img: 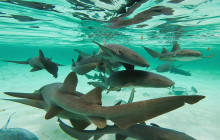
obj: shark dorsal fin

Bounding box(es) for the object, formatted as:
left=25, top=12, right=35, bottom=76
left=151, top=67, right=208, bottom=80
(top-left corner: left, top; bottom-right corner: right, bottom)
left=1, top=112, right=16, bottom=131
left=77, top=54, right=84, bottom=62
left=72, top=59, right=76, bottom=67
left=171, top=42, right=181, bottom=52
left=39, top=49, right=44, bottom=59
left=79, top=87, right=102, bottom=105
left=60, top=72, right=78, bottom=93
left=161, top=48, right=169, bottom=54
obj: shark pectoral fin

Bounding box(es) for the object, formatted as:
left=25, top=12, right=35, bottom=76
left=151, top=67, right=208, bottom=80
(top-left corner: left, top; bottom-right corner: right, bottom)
left=120, top=62, right=134, bottom=70
left=69, top=119, right=91, bottom=130
left=171, top=42, right=181, bottom=52
left=58, top=118, right=92, bottom=140
left=88, top=116, right=106, bottom=128
left=45, top=105, right=63, bottom=120
left=116, top=134, right=127, bottom=140
left=60, top=72, right=78, bottom=93
left=4, top=92, right=43, bottom=100
left=79, top=87, right=102, bottom=105
left=1, top=99, right=44, bottom=109
left=142, top=47, right=161, bottom=58
left=40, top=58, right=58, bottom=78
left=30, top=67, right=43, bottom=72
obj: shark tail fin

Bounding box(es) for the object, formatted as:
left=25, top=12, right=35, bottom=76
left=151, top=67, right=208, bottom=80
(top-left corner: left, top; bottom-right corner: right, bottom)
left=39, top=49, right=58, bottom=78
left=1, top=99, right=44, bottom=109
left=4, top=91, right=43, bottom=100
left=58, top=118, right=93, bottom=140
left=1, top=112, right=16, bottom=131
left=0, top=60, right=28, bottom=64
left=142, top=47, right=161, bottom=58
left=109, top=95, right=205, bottom=130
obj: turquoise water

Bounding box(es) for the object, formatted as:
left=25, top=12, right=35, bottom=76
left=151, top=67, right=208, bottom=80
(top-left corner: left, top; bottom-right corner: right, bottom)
left=0, top=0, right=220, bottom=140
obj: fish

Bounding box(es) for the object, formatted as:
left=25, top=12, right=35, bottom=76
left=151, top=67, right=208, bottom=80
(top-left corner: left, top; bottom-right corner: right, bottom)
left=58, top=119, right=196, bottom=140
left=0, top=113, right=39, bottom=140
left=3, top=72, right=204, bottom=130
left=1, top=49, right=63, bottom=78
left=105, top=70, right=175, bottom=91
left=170, top=67, right=191, bottom=76
left=169, top=86, right=198, bottom=96
left=143, top=41, right=213, bottom=61
left=92, top=41, right=150, bottom=68
left=156, top=62, right=173, bottom=72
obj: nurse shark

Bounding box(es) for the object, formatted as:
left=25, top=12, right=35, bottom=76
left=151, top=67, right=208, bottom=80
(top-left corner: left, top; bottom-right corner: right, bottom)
left=143, top=42, right=213, bottom=61
left=92, top=41, right=150, bottom=68
left=1, top=49, right=63, bottom=78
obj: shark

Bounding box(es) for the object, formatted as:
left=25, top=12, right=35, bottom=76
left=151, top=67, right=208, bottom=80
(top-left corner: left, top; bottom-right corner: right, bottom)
left=3, top=72, right=205, bottom=130
left=72, top=50, right=121, bottom=75
left=92, top=41, right=150, bottom=68
left=103, top=70, right=175, bottom=91
left=58, top=91, right=195, bottom=140
left=1, top=49, right=63, bottom=78
left=143, top=42, right=213, bottom=61
left=58, top=119, right=196, bottom=140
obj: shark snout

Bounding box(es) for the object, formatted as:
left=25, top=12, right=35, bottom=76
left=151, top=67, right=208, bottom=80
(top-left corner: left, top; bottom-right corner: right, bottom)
left=169, top=80, right=175, bottom=87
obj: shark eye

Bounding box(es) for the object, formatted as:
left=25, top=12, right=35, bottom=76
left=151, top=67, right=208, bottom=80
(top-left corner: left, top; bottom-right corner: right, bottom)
left=116, top=49, right=123, bottom=55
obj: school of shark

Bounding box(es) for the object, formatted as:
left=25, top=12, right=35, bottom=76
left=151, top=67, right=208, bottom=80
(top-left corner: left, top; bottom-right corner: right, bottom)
left=1, top=39, right=210, bottom=140
left=0, top=0, right=214, bottom=140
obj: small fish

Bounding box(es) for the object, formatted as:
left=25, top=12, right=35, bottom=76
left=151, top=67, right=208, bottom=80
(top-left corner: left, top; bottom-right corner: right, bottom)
left=141, top=33, right=144, bottom=40
left=207, top=47, right=210, bottom=51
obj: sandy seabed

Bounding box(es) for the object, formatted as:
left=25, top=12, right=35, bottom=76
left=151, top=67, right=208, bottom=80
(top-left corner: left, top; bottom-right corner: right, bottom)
left=0, top=62, right=220, bottom=140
